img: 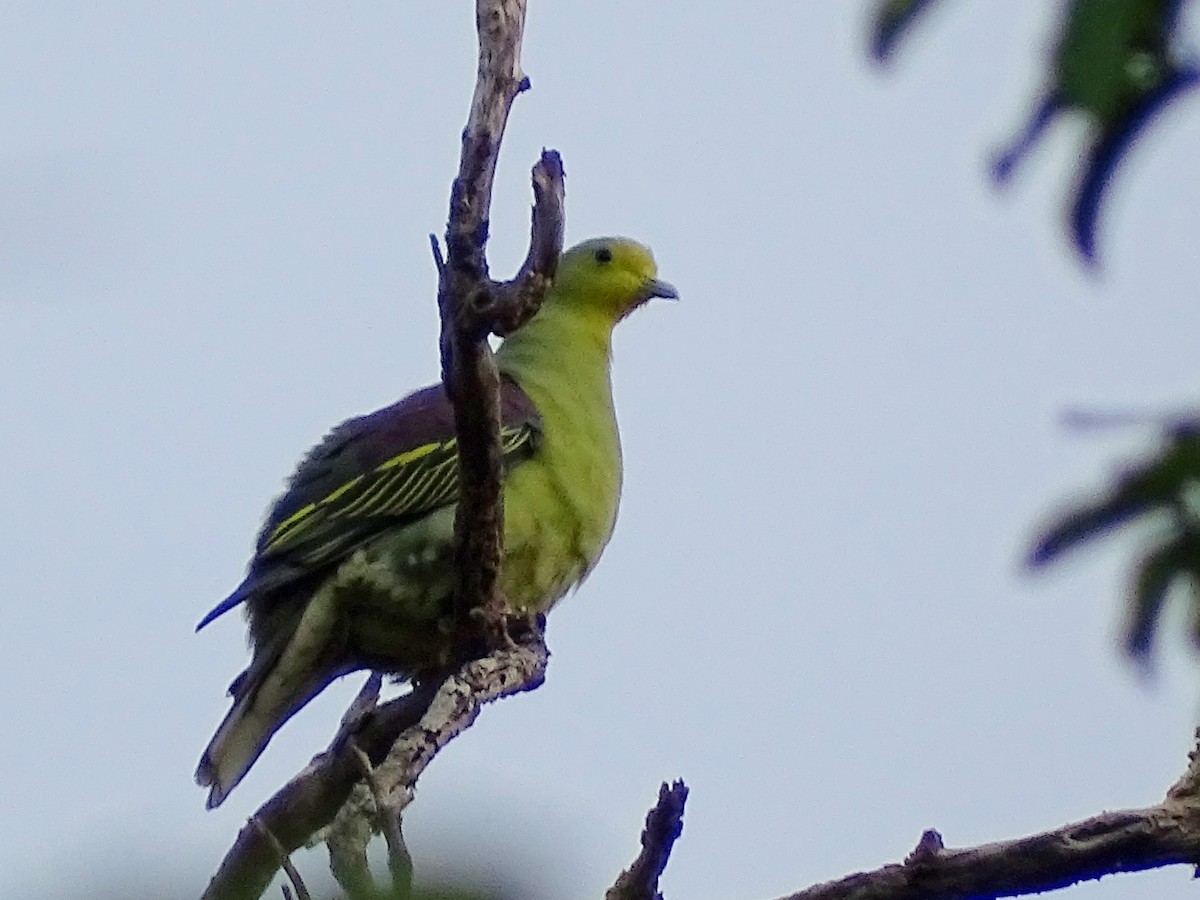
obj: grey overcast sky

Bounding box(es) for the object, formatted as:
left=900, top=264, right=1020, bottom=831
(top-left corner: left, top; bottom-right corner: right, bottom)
left=4, top=3, right=1200, bottom=898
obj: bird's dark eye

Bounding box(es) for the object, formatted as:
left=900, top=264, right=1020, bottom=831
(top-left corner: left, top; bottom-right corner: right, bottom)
left=594, top=247, right=613, bottom=264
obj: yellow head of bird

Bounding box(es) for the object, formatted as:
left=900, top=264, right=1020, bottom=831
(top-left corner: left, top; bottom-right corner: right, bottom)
left=550, top=237, right=678, bottom=322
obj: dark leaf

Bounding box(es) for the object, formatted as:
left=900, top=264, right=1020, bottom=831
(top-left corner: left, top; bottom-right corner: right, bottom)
left=1123, top=537, right=1188, bottom=660
left=1028, top=426, right=1200, bottom=567
left=869, top=0, right=946, bottom=63
left=991, top=96, right=1062, bottom=185
left=1071, top=63, right=1199, bottom=263
left=1028, top=489, right=1161, bottom=567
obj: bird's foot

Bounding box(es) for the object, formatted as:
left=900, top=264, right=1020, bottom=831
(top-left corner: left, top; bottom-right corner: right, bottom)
left=468, top=599, right=537, bottom=653
left=468, top=602, right=517, bottom=651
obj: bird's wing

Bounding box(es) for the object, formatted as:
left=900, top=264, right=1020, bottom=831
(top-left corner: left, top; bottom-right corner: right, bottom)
left=197, top=379, right=541, bottom=629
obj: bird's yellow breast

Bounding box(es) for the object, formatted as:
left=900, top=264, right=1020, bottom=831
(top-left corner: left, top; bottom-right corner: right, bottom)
left=499, top=372, right=621, bottom=611
left=495, top=301, right=623, bottom=611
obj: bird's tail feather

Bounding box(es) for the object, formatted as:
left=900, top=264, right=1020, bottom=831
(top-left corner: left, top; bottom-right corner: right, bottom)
left=196, top=591, right=344, bottom=808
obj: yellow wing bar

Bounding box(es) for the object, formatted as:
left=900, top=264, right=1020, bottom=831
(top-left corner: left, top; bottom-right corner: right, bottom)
left=261, top=424, right=533, bottom=560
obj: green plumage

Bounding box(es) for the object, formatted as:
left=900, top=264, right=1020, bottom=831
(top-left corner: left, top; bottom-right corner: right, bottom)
left=196, top=237, right=675, bottom=808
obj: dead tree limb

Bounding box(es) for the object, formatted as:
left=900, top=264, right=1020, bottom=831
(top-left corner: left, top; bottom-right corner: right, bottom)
left=775, top=729, right=1200, bottom=900
left=435, top=0, right=565, bottom=638
left=199, top=630, right=549, bottom=900
left=607, top=781, right=689, bottom=900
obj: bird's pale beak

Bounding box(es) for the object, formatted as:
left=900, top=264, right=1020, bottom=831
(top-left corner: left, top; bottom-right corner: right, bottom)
left=642, top=278, right=679, bottom=301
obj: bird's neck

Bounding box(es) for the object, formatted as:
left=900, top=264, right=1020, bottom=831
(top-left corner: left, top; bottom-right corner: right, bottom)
left=496, top=302, right=615, bottom=408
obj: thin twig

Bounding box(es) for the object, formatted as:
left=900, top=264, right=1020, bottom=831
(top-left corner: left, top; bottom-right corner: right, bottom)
left=606, top=781, right=689, bottom=900
left=322, top=680, right=396, bottom=899
left=250, top=817, right=311, bottom=900
left=1166, top=727, right=1200, bottom=801
left=321, top=620, right=548, bottom=885
left=429, top=233, right=446, bottom=276
left=326, top=792, right=377, bottom=900
left=353, top=743, right=413, bottom=896
left=340, top=673, right=383, bottom=731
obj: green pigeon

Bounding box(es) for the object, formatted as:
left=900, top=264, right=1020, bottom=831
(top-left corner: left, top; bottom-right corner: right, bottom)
left=196, top=237, right=676, bottom=808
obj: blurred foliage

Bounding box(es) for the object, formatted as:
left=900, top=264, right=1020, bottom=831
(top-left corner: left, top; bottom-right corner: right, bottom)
left=869, top=0, right=1199, bottom=265
left=22, top=862, right=523, bottom=900
left=1028, top=417, right=1200, bottom=663
left=869, top=0, right=942, bottom=61
left=35, top=881, right=514, bottom=900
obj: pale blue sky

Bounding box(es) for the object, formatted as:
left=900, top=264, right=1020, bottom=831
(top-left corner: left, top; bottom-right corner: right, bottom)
left=4, top=3, right=1200, bottom=898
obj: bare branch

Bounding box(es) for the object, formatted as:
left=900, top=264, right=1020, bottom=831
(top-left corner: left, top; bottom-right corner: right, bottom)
left=1166, top=727, right=1200, bottom=801
left=429, top=233, right=446, bottom=275
left=438, top=0, right=564, bottom=636
left=774, top=731, right=1200, bottom=900
left=326, top=786, right=378, bottom=900
left=200, top=629, right=548, bottom=900
left=352, top=743, right=413, bottom=896
left=201, top=679, right=440, bottom=900
left=322, top=617, right=548, bottom=878
left=490, top=151, right=565, bottom=336
left=606, top=781, right=689, bottom=900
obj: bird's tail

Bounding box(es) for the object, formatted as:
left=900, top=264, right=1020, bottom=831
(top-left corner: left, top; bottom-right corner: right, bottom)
left=196, top=590, right=345, bottom=809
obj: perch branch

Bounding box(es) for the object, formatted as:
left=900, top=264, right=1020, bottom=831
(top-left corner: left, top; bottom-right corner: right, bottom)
left=606, top=781, right=689, bottom=900
left=439, top=147, right=564, bottom=635
left=437, top=0, right=564, bottom=636
left=323, top=619, right=548, bottom=891
left=199, top=629, right=548, bottom=900
left=775, top=728, right=1200, bottom=900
